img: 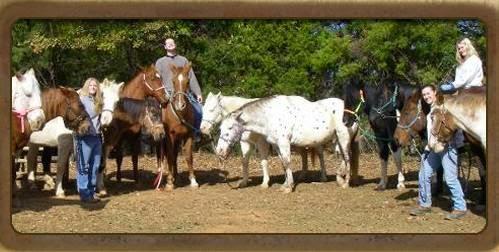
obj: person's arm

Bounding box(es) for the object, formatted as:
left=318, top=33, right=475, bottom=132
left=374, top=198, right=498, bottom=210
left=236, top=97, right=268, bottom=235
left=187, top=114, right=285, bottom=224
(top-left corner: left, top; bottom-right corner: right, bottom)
left=188, top=68, right=202, bottom=102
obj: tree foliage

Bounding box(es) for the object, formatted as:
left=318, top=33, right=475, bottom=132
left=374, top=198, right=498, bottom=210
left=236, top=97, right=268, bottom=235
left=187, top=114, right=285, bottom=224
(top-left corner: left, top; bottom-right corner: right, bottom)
left=12, top=19, right=485, bottom=98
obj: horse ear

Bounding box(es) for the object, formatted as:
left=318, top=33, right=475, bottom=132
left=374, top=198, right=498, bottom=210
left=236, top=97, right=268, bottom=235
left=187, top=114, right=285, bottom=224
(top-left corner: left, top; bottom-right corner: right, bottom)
left=184, top=62, right=192, bottom=74
left=436, top=92, right=444, bottom=105
left=216, top=91, right=221, bottom=97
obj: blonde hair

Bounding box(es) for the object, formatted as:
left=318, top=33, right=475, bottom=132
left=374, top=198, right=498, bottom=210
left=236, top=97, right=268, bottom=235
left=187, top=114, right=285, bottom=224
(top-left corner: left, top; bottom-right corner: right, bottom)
left=80, top=77, right=103, bottom=113
left=455, top=37, right=479, bottom=64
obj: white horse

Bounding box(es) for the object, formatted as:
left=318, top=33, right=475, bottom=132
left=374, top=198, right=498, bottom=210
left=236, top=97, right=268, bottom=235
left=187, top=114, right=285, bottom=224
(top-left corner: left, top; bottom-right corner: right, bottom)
left=216, top=95, right=352, bottom=193
left=100, top=78, right=124, bottom=126
left=26, top=79, right=122, bottom=197
left=202, top=92, right=328, bottom=188
left=12, top=68, right=45, bottom=131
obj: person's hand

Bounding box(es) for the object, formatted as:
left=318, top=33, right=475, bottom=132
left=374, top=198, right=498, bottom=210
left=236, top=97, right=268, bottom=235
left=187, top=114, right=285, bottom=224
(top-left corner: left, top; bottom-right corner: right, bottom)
left=197, top=95, right=203, bottom=103
left=439, top=81, right=456, bottom=94
left=421, top=150, right=430, bottom=160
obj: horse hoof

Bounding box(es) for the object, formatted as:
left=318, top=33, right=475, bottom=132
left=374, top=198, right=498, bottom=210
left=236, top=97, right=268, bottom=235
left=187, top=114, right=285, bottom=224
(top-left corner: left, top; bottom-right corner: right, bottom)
left=260, top=183, right=269, bottom=189
left=281, top=187, right=293, bottom=193
left=397, top=184, right=406, bottom=191
left=98, top=190, right=108, bottom=197
left=320, top=176, right=328, bottom=183
left=374, top=184, right=386, bottom=191
left=165, top=184, right=174, bottom=191
left=190, top=183, right=199, bottom=189
left=55, top=192, right=66, bottom=198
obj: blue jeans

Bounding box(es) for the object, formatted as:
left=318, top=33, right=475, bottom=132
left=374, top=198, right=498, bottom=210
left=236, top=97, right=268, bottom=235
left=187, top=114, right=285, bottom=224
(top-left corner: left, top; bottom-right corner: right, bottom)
left=418, top=146, right=467, bottom=211
left=75, top=135, right=102, bottom=201
left=187, top=93, right=203, bottom=133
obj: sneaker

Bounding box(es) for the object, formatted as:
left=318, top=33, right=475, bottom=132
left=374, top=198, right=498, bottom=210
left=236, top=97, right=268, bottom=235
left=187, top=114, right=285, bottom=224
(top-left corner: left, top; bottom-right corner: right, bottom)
left=409, top=206, right=431, bottom=216
left=445, top=210, right=467, bottom=220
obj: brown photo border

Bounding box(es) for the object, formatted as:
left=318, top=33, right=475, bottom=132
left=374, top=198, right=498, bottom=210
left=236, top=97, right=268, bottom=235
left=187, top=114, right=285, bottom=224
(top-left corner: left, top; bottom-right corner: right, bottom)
left=0, top=0, right=497, bottom=251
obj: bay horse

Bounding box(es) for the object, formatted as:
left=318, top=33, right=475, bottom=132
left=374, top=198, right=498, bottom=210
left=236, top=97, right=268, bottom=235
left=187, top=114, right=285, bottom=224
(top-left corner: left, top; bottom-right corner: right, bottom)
left=25, top=80, right=123, bottom=197
left=113, top=97, right=165, bottom=183
left=394, top=87, right=486, bottom=205
left=201, top=92, right=332, bottom=188
left=160, top=63, right=199, bottom=191
left=98, top=65, right=168, bottom=196
left=215, top=95, right=352, bottom=193
left=344, top=80, right=419, bottom=190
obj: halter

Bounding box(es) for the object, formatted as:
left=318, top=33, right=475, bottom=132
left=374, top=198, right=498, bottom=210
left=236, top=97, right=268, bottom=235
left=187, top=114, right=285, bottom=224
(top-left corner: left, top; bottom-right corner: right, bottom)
left=142, top=73, right=168, bottom=104
left=344, top=90, right=365, bottom=122
left=201, top=100, right=230, bottom=128
left=431, top=106, right=454, bottom=138
left=171, top=91, right=189, bottom=111
left=397, top=101, right=422, bottom=130
left=373, top=85, right=398, bottom=119
left=12, top=106, right=43, bottom=133
left=64, top=99, right=87, bottom=130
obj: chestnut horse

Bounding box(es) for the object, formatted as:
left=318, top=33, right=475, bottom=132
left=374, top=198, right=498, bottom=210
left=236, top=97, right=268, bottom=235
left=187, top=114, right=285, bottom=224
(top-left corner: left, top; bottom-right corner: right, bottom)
left=97, top=65, right=167, bottom=196
left=160, top=63, right=198, bottom=191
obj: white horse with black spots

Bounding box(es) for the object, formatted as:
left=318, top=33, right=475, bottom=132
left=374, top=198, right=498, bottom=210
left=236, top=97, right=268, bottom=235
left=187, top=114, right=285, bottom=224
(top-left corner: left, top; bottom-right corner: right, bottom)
left=26, top=79, right=123, bottom=197
left=216, top=95, right=352, bottom=193
left=202, top=92, right=331, bottom=188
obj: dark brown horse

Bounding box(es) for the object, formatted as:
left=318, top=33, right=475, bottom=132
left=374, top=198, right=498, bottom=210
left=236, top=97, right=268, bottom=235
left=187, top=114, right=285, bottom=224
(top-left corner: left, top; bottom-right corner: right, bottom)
left=98, top=65, right=167, bottom=196
left=160, top=63, right=198, bottom=191
left=113, top=97, right=165, bottom=183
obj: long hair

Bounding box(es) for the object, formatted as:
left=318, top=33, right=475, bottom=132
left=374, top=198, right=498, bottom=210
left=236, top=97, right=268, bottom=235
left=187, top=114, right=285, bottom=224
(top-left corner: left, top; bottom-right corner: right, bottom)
left=79, top=77, right=103, bottom=113
left=455, top=37, right=479, bottom=64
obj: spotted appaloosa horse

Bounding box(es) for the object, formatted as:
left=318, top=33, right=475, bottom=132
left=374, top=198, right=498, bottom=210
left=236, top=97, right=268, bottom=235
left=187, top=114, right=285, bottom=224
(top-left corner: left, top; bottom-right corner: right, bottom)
left=344, top=80, right=419, bottom=190
left=216, top=95, right=352, bottom=193
left=201, top=92, right=327, bottom=188
left=159, top=63, right=199, bottom=191
left=429, top=87, right=486, bottom=152
left=98, top=65, right=168, bottom=196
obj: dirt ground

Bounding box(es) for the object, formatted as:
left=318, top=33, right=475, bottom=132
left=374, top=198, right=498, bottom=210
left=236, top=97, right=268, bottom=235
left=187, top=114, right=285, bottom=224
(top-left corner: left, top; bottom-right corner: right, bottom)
left=11, top=149, right=486, bottom=234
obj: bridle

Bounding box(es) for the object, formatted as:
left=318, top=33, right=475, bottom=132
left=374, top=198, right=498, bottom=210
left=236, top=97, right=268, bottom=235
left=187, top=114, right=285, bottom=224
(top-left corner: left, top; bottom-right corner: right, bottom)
left=64, top=98, right=87, bottom=130
left=431, top=106, right=454, bottom=139
left=397, top=101, right=423, bottom=133
left=372, top=85, right=399, bottom=119
left=142, top=73, right=168, bottom=105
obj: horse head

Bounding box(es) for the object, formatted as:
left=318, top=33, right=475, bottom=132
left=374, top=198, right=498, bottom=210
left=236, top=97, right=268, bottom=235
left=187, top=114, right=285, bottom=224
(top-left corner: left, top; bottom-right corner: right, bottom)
left=142, top=97, right=165, bottom=141
left=216, top=111, right=245, bottom=159
left=141, top=64, right=168, bottom=105
left=12, top=68, right=46, bottom=130
left=100, top=78, right=124, bottom=127
left=169, top=62, right=192, bottom=111
left=428, top=106, right=456, bottom=153
left=58, top=87, right=91, bottom=135
left=394, top=88, right=426, bottom=146
left=200, top=91, right=223, bottom=135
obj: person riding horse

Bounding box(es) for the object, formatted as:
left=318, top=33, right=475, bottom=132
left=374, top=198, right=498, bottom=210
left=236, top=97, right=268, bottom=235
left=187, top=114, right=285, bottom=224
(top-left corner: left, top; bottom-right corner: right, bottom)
left=155, top=38, right=203, bottom=141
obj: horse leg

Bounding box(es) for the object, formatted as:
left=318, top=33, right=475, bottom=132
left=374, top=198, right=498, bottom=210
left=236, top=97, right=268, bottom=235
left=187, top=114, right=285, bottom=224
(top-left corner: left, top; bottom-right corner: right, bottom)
left=392, top=147, right=405, bottom=190
left=277, top=141, right=293, bottom=193
left=297, top=147, right=308, bottom=182
left=26, top=143, right=39, bottom=190
left=54, top=135, right=72, bottom=198
left=115, top=145, right=124, bottom=183
left=256, top=139, right=271, bottom=189
left=336, top=127, right=351, bottom=188
left=165, top=136, right=176, bottom=191
left=132, top=136, right=140, bottom=183
left=239, top=140, right=253, bottom=188
left=41, top=147, right=55, bottom=190
left=375, top=142, right=390, bottom=191
left=97, top=143, right=113, bottom=197
left=183, top=136, right=198, bottom=188
left=349, top=125, right=361, bottom=186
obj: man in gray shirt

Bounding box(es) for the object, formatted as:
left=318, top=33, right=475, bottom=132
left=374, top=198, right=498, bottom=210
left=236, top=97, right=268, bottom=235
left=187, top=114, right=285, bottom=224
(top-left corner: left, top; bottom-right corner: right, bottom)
left=155, top=38, right=203, bottom=140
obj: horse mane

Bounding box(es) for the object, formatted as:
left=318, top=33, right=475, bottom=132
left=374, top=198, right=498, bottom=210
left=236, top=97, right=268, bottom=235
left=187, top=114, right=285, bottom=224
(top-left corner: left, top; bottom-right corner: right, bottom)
left=235, top=95, right=277, bottom=114
left=116, top=98, right=146, bottom=121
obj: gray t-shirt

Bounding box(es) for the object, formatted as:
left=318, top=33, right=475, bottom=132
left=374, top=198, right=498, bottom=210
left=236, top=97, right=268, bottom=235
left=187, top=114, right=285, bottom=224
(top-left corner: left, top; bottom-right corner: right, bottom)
left=155, top=54, right=201, bottom=97
left=80, top=95, right=101, bottom=135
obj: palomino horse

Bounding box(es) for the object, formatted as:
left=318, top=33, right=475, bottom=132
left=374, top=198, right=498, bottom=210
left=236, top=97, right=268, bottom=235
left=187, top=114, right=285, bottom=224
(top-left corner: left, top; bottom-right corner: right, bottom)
left=201, top=92, right=331, bottom=188
left=98, top=65, right=168, bottom=196
left=159, top=63, right=199, bottom=191
left=11, top=68, right=45, bottom=154
left=344, top=80, right=419, bottom=190
left=216, top=95, right=352, bottom=193
left=25, top=80, right=122, bottom=197
left=394, top=87, right=486, bottom=205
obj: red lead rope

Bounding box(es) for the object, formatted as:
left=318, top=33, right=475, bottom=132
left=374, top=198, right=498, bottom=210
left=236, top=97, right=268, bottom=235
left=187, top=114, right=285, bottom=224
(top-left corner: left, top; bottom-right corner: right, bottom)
left=13, top=108, right=28, bottom=133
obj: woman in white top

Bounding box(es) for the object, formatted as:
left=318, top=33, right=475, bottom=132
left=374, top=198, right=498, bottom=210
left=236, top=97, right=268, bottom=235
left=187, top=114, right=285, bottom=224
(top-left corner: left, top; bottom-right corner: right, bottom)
left=440, top=38, right=484, bottom=93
